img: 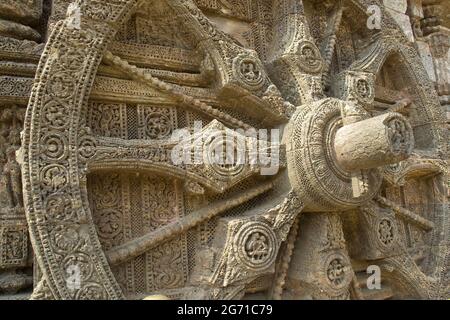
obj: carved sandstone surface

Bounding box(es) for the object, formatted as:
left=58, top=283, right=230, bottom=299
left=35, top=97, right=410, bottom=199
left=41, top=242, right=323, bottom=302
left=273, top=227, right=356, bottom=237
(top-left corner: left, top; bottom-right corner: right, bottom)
left=334, top=112, right=414, bottom=171
left=0, top=0, right=448, bottom=300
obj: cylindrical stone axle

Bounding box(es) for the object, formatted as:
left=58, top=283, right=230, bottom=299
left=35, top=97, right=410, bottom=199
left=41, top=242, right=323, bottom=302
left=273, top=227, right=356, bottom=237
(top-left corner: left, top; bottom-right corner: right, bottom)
left=334, top=112, right=414, bottom=171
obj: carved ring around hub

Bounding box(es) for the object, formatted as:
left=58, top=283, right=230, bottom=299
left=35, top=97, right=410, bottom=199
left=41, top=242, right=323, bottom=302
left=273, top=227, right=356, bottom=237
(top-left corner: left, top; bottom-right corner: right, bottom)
left=285, top=98, right=383, bottom=212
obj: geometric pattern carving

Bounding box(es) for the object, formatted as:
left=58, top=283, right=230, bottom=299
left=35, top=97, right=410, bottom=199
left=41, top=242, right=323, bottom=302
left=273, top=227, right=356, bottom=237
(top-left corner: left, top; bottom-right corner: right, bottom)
left=0, top=223, right=28, bottom=269
left=88, top=103, right=176, bottom=140
left=88, top=173, right=187, bottom=296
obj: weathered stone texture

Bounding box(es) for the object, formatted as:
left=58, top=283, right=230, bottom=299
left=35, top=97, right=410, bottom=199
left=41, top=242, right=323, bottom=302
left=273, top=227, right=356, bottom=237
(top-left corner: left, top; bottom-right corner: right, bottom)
left=0, top=0, right=448, bottom=300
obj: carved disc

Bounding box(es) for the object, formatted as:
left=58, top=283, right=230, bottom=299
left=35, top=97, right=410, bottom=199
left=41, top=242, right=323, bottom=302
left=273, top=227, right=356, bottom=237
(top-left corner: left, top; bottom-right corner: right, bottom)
left=285, top=98, right=382, bottom=212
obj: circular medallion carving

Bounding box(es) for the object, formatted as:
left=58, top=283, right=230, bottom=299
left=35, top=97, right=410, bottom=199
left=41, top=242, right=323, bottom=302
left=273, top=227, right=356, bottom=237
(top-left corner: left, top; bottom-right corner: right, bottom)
left=41, top=132, right=68, bottom=161
left=94, top=208, right=123, bottom=239
left=204, top=134, right=245, bottom=178
left=285, top=98, right=382, bottom=211
left=234, top=222, right=278, bottom=271
left=45, top=193, right=76, bottom=222
left=62, top=252, right=95, bottom=283
left=297, top=41, right=323, bottom=73
left=354, top=78, right=373, bottom=103
left=40, top=164, right=69, bottom=193
left=50, top=225, right=81, bottom=254
left=78, top=134, right=97, bottom=161
left=233, top=54, right=265, bottom=90
left=42, top=100, right=70, bottom=129
left=46, top=72, right=76, bottom=99
left=377, top=217, right=396, bottom=247
left=324, top=253, right=352, bottom=291
left=143, top=112, right=172, bottom=139
left=0, top=78, right=15, bottom=94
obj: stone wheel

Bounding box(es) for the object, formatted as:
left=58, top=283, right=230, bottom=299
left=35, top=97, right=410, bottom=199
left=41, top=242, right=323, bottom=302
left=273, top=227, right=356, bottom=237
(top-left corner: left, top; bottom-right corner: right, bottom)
left=21, top=0, right=447, bottom=299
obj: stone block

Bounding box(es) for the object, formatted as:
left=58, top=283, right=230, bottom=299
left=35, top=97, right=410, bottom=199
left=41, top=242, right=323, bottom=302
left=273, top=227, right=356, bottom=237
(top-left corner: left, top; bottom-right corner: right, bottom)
left=407, top=0, right=424, bottom=18
left=386, top=9, right=415, bottom=42
left=416, top=40, right=437, bottom=81
left=383, top=0, right=408, bottom=13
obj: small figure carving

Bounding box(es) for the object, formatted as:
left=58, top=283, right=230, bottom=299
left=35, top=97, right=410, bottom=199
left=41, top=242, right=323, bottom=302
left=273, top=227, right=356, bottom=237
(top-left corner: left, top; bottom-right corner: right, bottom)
left=301, top=46, right=317, bottom=66
left=297, top=42, right=322, bottom=73
left=233, top=54, right=265, bottom=90
left=240, top=60, right=261, bottom=83
left=387, top=118, right=409, bottom=154
left=0, top=147, right=23, bottom=212
left=245, top=232, right=269, bottom=262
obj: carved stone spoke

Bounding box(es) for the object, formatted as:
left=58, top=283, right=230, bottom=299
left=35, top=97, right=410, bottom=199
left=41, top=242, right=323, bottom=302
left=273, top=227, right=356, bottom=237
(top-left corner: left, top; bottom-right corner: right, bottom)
left=85, top=119, right=283, bottom=194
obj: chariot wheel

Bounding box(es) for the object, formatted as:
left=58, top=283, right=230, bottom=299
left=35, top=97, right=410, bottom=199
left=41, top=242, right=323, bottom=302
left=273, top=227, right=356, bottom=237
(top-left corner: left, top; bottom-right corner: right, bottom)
left=21, top=0, right=448, bottom=299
